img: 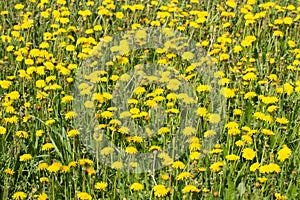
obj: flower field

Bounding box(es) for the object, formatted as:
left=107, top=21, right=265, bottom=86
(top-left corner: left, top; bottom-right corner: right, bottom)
left=1, top=0, right=300, bottom=199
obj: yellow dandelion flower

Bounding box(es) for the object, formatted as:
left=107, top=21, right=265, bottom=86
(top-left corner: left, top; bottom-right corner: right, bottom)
left=225, top=121, right=239, bottom=129
left=68, top=161, right=77, bottom=168
left=277, top=145, right=292, bottom=162
left=19, top=154, right=32, bottom=162
left=0, top=80, right=12, bottom=89
left=196, top=84, right=211, bottom=92
left=275, top=193, right=287, bottom=200
left=207, top=113, right=221, bottom=124
left=235, top=140, right=245, bottom=147
left=100, top=147, right=114, bottom=156
left=204, top=130, right=216, bottom=138
left=182, top=126, right=196, bottom=136
left=39, top=177, right=49, bottom=183
left=158, top=127, right=170, bottom=135
left=233, top=45, right=243, bottom=53
left=14, top=4, right=25, bottom=10
left=167, top=79, right=181, bottom=91
left=111, top=161, right=123, bottom=170
left=176, top=172, right=193, bottom=180
left=36, top=192, right=48, bottom=200
left=276, top=117, right=289, bottom=124
left=226, top=0, right=236, bottom=8
left=45, top=119, right=55, bottom=125
left=243, top=72, right=257, bottom=81
left=95, top=181, right=107, bottom=191
left=244, top=91, right=256, bottom=99
left=76, top=192, right=92, bottom=200
left=94, top=25, right=102, bottom=31
left=86, top=167, right=95, bottom=175
left=130, top=182, right=144, bottom=191
left=225, top=154, right=239, bottom=161
left=210, top=161, right=225, bottom=172
left=273, top=30, right=284, bottom=37
left=161, top=174, right=169, bottom=181
left=250, top=162, right=260, bottom=171
left=38, top=162, right=48, bottom=171
left=125, top=146, right=138, bottom=154
left=12, top=192, right=27, bottom=200
left=267, top=105, right=278, bottom=112
left=221, top=87, right=235, bottom=98
left=288, top=40, right=296, bottom=48
left=4, top=168, right=14, bottom=175
left=36, top=130, right=44, bottom=137
left=65, top=111, right=77, bottom=119
left=0, top=126, right=6, bottom=135
left=283, top=17, right=293, bottom=25
left=48, top=162, right=62, bottom=173
left=233, top=109, right=243, bottom=115
left=210, top=149, right=223, bottom=154
left=149, top=145, right=161, bottom=152
left=101, top=111, right=113, bottom=119
left=190, top=151, right=200, bottom=160
left=118, top=126, right=130, bottom=134
left=7, top=91, right=20, bottom=100
left=242, top=148, right=256, bottom=160
left=261, top=129, right=275, bottom=136
left=67, top=129, right=80, bottom=137
left=182, top=185, right=200, bottom=193
left=172, top=161, right=185, bottom=169
left=259, top=163, right=280, bottom=174
left=182, top=51, right=194, bottom=60
left=257, top=177, right=268, bottom=183
left=283, top=83, right=293, bottom=95
left=153, top=185, right=169, bottom=197
left=78, top=159, right=93, bottom=166
left=42, top=143, right=54, bottom=151
left=189, top=142, right=201, bottom=151
left=197, top=107, right=207, bottom=117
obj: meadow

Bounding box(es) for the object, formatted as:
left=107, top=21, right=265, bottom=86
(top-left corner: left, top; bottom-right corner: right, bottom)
left=0, top=0, right=300, bottom=199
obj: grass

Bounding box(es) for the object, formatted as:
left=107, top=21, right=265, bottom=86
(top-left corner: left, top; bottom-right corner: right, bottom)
left=0, top=0, right=300, bottom=199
